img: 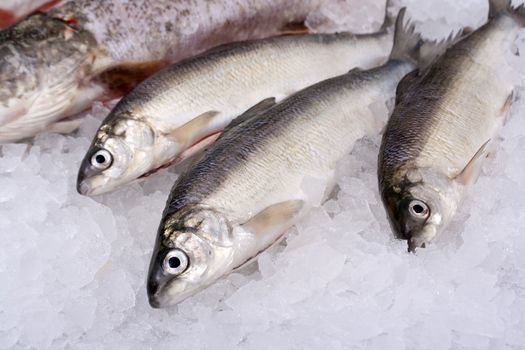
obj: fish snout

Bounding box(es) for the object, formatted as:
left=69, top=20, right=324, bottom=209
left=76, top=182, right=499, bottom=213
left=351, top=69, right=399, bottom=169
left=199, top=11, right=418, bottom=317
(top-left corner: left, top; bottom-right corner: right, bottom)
left=407, top=236, right=427, bottom=253
left=76, top=179, right=92, bottom=196
left=76, top=156, right=111, bottom=196
left=147, top=280, right=162, bottom=308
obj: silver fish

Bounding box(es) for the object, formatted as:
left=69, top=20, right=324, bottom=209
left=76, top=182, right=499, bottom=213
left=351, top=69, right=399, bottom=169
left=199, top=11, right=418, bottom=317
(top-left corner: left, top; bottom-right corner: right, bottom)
left=76, top=7, right=394, bottom=196
left=0, top=0, right=356, bottom=143
left=146, top=9, right=422, bottom=308
left=378, top=0, right=520, bottom=252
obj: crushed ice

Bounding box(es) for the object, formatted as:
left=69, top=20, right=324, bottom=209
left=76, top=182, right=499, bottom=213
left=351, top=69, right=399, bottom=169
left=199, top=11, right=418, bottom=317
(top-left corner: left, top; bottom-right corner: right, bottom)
left=1, top=0, right=525, bottom=348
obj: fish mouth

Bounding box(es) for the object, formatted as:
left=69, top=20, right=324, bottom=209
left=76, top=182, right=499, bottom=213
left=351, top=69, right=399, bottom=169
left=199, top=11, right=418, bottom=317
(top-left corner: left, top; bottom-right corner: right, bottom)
left=407, top=236, right=427, bottom=253
left=76, top=177, right=114, bottom=196
left=146, top=279, right=163, bottom=308
left=406, top=224, right=436, bottom=252
left=76, top=158, right=113, bottom=196
left=146, top=268, right=199, bottom=309
left=76, top=179, right=92, bottom=196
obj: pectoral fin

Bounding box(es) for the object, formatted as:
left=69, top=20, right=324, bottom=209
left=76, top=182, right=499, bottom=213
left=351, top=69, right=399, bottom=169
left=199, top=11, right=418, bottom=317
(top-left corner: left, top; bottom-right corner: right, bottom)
left=175, top=131, right=221, bottom=163
left=454, top=139, right=491, bottom=186
left=234, top=200, right=305, bottom=270
left=500, top=91, right=514, bottom=124
left=242, top=200, right=305, bottom=238
left=165, top=111, right=220, bottom=145
left=47, top=118, right=84, bottom=134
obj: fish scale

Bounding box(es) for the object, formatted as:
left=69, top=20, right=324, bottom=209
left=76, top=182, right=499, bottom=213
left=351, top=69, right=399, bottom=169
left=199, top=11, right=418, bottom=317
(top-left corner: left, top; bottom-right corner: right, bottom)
left=150, top=61, right=413, bottom=307
left=378, top=0, right=522, bottom=251
left=1, top=0, right=368, bottom=142
left=146, top=6, right=423, bottom=306
left=145, top=8, right=433, bottom=307
left=77, top=26, right=394, bottom=196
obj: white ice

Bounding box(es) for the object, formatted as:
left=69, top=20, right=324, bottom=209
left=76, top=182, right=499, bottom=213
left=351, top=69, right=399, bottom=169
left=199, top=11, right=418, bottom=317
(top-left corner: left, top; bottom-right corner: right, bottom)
left=1, top=0, right=525, bottom=349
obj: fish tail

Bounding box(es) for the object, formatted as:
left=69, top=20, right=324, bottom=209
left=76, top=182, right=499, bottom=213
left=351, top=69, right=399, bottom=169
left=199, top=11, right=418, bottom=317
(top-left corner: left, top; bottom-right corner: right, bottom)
left=489, top=0, right=512, bottom=18
left=390, top=8, right=463, bottom=70
left=489, top=0, right=525, bottom=25
left=388, top=8, right=421, bottom=64
left=379, top=0, right=394, bottom=32
left=417, top=29, right=463, bottom=69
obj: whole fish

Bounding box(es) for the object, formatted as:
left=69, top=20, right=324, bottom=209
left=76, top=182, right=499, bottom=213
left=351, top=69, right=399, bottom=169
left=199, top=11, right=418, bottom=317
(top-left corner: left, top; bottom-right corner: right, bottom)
left=0, top=0, right=359, bottom=143
left=76, top=7, right=394, bottom=197
left=378, top=0, right=520, bottom=252
left=0, top=0, right=57, bottom=29
left=147, top=9, right=424, bottom=308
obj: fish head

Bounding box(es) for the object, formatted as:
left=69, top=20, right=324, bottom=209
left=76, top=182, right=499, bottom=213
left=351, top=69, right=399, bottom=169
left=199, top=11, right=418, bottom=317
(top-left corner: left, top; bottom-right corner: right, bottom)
left=0, top=12, right=102, bottom=141
left=77, top=116, right=157, bottom=195
left=147, top=206, right=236, bottom=308
left=381, top=166, right=462, bottom=252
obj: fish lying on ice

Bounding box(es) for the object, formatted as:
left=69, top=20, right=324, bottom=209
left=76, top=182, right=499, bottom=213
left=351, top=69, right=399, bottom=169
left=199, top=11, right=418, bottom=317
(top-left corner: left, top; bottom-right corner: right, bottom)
left=146, top=8, right=430, bottom=308
left=0, top=0, right=362, bottom=143
left=378, top=0, right=521, bottom=252
left=76, top=4, right=395, bottom=196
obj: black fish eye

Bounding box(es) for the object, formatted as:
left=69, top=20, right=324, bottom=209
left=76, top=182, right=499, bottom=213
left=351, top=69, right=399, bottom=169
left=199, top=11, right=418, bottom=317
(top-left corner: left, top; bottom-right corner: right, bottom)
left=162, top=249, right=189, bottom=275
left=90, top=149, right=112, bottom=170
left=169, top=256, right=181, bottom=268
left=95, top=154, right=106, bottom=164
left=408, top=199, right=430, bottom=219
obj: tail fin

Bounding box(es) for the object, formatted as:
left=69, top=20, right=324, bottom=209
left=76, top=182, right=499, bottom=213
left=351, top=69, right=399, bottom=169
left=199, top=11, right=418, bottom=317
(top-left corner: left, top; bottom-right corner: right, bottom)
left=379, top=0, right=394, bottom=32
left=389, top=8, right=463, bottom=69
left=489, top=0, right=512, bottom=17
left=388, top=8, right=421, bottom=64
left=418, top=29, right=463, bottom=68
left=489, top=0, right=525, bottom=24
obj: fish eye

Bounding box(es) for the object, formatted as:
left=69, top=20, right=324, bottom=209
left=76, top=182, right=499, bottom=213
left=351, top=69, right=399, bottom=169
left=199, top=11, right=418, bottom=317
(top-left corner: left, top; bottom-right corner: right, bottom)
left=408, top=199, right=429, bottom=219
left=90, top=149, right=112, bottom=170
left=162, top=249, right=189, bottom=276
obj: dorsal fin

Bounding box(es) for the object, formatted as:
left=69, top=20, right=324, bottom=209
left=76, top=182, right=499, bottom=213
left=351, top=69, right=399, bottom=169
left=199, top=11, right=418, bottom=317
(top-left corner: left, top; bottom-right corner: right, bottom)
left=489, top=0, right=512, bottom=18
left=388, top=8, right=420, bottom=64
left=488, top=0, right=525, bottom=25
left=395, top=69, right=419, bottom=104
left=223, top=97, right=276, bottom=132
left=379, top=0, right=394, bottom=32
left=454, top=139, right=491, bottom=186
left=417, top=28, right=465, bottom=71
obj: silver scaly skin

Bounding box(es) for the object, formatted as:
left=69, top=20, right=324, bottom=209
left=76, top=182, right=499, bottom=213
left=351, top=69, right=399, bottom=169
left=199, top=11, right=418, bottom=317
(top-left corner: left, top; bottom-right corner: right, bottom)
left=378, top=0, right=522, bottom=252
left=147, top=9, right=420, bottom=308
left=0, top=0, right=350, bottom=143
left=77, top=26, right=393, bottom=196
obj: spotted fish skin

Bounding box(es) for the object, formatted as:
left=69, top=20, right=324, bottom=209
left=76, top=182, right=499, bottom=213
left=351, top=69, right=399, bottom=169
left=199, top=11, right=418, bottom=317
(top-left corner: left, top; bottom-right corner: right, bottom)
left=0, top=0, right=353, bottom=143
left=378, top=2, right=522, bottom=251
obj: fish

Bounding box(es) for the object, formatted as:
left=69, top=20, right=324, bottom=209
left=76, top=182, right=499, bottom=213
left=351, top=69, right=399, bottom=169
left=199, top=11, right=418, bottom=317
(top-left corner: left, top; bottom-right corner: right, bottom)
left=146, top=8, right=427, bottom=308
left=0, top=0, right=362, bottom=143
left=76, top=3, right=395, bottom=197
left=0, top=0, right=58, bottom=29
left=377, top=0, right=521, bottom=252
